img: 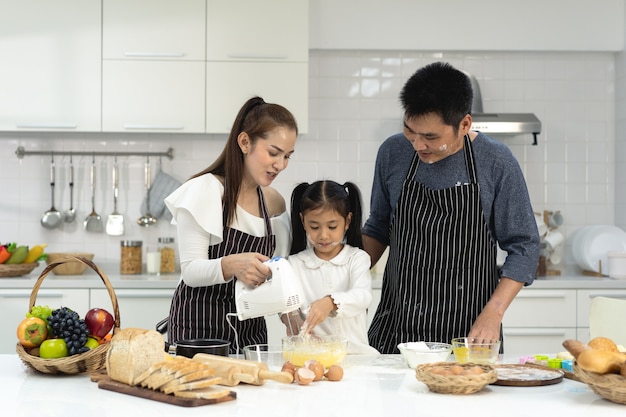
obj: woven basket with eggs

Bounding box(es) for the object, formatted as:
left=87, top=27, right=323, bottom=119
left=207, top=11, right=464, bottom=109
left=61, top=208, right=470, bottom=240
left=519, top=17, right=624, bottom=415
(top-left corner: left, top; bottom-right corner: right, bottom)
left=415, top=362, right=497, bottom=395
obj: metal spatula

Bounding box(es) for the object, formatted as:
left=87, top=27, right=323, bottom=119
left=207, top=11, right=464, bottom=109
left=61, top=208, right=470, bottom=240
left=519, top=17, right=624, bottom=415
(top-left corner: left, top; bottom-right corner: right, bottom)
left=84, top=157, right=103, bottom=233
left=106, top=160, right=124, bottom=235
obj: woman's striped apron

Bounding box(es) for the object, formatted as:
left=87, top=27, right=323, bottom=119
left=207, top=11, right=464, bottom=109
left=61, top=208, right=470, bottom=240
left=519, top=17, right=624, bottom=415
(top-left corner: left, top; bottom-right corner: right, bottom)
left=168, top=187, right=276, bottom=354
left=368, top=135, right=499, bottom=354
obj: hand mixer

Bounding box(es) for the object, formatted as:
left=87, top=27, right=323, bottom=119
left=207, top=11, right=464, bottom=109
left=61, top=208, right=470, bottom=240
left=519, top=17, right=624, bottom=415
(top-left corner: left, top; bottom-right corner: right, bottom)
left=234, top=256, right=304, bottom=320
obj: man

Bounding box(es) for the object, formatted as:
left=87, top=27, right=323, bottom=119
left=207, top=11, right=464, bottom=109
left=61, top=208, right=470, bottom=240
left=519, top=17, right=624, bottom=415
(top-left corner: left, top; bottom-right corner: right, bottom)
left=363, top=62, right=540, bottom=354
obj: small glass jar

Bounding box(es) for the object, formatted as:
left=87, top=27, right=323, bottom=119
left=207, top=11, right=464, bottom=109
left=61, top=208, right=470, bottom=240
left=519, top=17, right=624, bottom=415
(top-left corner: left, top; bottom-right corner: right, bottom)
left=120, top=240, right=142, bottom=274
left=158, top=237, right=176, bottom=274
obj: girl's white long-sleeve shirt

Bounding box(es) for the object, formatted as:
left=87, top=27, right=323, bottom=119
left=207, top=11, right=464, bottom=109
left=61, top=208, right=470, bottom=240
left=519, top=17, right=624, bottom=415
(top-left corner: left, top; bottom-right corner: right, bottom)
left=164, top=173, right=291, bottom=287
left=288, top=245, right=380, bottom=355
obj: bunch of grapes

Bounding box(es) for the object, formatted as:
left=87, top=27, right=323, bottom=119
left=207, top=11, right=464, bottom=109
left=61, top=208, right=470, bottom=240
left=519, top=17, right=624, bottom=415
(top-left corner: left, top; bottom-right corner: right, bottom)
left=48, top=307, right=89, bottom=355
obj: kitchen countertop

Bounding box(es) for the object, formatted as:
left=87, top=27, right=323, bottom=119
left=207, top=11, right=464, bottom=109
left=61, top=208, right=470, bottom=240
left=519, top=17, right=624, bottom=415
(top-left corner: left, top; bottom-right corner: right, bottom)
left=1, top=262, right=626, bottom=290
left=2, top=353, right=625, bottom=416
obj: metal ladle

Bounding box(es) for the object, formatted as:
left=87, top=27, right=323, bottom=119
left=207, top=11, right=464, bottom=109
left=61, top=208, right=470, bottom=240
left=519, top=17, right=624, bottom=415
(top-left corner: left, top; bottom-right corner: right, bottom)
left=41, top=156, right=63, bottom=229
left=137, top=157, right=157, bottom=227
left=63, top=157, right=76, bottom=223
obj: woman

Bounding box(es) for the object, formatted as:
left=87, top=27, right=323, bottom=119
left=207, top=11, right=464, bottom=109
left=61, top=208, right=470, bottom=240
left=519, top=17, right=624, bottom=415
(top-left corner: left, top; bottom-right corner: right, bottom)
left=164, top=96, right=298, bottom=354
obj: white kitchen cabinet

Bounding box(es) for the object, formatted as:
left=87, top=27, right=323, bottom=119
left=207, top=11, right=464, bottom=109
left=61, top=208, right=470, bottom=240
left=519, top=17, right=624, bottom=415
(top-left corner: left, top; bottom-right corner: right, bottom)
left=90, top=288, right=174, bottom=333
left=205, top=0, right=309, bottom=133
left=1, top=289, right=89, bottom=354
left=102, top=60, right=206, bottom=133
left=0, top=0, right=101, bottom=132
left=206, top=0, right=308, bottom=62
left=103, top=0, right=205, bottom=60
left=502, top=289, right=577, bottom=354
left=101, top=0, right=206, bottom=133
left=206, top=62, right=308, bottom=133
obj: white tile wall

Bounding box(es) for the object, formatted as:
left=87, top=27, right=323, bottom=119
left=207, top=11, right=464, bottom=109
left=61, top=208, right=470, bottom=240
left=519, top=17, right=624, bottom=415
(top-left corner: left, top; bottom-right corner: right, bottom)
left=0, top=50, right=617, bottom=268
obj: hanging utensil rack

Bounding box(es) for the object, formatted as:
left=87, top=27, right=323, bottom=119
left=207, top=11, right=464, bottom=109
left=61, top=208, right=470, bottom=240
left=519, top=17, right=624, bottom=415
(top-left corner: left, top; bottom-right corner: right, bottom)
left=15, top=146, right=174, bottom=160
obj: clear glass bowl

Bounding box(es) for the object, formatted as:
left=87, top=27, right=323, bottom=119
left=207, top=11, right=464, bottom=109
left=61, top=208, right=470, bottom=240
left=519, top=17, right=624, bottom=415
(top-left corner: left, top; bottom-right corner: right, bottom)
left=451, top=337, right=501, bottom=364
left=397, top=342, right=452, bottom=368
left=282, top=335, right=349, bottom=367
left=243, top=344, right=285, bottom=370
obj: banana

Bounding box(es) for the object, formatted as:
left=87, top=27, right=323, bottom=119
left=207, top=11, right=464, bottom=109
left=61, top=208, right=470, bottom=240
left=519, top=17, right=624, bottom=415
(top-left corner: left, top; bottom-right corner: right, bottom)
left=23, top=243, right=47, bottom=263
left=6, top=245, right=29, bottom=264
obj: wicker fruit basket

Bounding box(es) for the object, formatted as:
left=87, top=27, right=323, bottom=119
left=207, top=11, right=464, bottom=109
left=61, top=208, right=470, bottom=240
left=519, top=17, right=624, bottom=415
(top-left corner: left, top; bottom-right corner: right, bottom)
left=15, top=256, right=120, bottom=375
left=415, top=362, right=497, bottom=394
left=574, top=364, right=626, bottom=405
left=0, top=262, right=39, bottom=277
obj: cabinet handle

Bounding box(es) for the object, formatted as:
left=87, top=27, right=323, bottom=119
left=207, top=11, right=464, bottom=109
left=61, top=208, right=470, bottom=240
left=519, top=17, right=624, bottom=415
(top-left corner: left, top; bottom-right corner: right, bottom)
left=16, top=123, right=77, bottom=129
left=583, top=292, right=626, bottom=300
left=114, top=293, right=171, bottom=299
left=516, top=291, right=570, bottom=299
left=1, top=292, right=64, bottom=298
left=227, top=54, right=288, bottom=60
left=503, top=329, right=570, bottom=337
left=123, top=124, right=184, bottom=130
left=124, top=52, right=186, bottom=58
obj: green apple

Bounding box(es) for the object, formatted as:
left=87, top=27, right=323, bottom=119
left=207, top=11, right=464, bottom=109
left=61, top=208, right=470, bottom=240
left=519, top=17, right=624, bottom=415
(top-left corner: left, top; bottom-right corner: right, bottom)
left=39, top=338, right=69, bottom=358
left=85, top=337, right=100, bottom=350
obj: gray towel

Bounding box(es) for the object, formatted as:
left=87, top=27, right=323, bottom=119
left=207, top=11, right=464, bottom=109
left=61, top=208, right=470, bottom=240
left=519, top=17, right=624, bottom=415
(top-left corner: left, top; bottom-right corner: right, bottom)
left=141, top=170, right=182, bottom=221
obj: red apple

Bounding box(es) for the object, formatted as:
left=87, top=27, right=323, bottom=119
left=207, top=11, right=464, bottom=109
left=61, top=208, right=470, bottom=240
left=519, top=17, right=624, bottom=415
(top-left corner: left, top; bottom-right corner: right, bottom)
left=84, top=308, right=114, bottom=339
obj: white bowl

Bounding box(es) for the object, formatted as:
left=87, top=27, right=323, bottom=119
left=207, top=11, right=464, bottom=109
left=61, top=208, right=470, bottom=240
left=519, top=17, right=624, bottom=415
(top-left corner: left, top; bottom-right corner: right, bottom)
left=397, top=342, right=452, bottom=368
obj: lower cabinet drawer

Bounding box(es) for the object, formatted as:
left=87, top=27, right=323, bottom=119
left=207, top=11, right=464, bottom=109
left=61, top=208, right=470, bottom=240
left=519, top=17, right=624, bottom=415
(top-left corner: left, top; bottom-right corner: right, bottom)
left=502, top=327, right=577, bottom=355
left=503, top=289, right=577, bottom=328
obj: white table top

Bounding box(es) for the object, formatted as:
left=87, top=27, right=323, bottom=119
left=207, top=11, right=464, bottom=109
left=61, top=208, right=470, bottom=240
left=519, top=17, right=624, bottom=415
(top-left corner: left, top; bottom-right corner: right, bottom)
left=2, top=354, right=625, bottom=416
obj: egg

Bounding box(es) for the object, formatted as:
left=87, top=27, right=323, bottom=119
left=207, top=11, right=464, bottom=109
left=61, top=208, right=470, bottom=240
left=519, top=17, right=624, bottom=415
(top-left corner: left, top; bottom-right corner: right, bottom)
left=464, top=365, right=485, bottom=375
left=295, top=366, right=315, bottom=385
left=305, top=360, right=325, bottom=381
left=281, top=361, right=296, bottom=377
left=325, top=364, right=344, bottom=381
left=449, top=365, right=465, bottom=375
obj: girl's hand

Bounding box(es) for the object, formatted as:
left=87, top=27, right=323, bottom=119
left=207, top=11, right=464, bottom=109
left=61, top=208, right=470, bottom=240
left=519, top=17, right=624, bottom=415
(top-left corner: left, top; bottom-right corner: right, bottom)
left=303, top=296, right=336, bottom=330
left=222, top=252, right=270, bottom=286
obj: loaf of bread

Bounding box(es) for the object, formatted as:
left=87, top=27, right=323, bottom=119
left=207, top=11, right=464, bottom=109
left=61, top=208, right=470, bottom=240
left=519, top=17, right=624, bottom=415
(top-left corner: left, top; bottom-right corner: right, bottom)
left=106, top=328, right=167, bottom=385
left=133, top=355, right=229, bottom=399
left=577, top=348, right=626, bottom=374
left=588, top=336, right=619, bottom=352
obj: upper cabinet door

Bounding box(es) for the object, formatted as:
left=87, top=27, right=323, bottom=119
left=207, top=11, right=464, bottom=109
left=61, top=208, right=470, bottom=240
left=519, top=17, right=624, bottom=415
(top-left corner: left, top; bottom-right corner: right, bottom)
left=103, top=0, right=206, bottom=60
left=206, top=0, right=308, bottom=62
left=0, top=0, right=101, bottom=131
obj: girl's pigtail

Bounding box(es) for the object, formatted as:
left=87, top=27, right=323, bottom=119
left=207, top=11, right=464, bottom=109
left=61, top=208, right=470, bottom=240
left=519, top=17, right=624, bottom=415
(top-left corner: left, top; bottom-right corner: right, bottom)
left=343, top=182, right=364, bottom=249
left=289, top=182, right=310, bottom=255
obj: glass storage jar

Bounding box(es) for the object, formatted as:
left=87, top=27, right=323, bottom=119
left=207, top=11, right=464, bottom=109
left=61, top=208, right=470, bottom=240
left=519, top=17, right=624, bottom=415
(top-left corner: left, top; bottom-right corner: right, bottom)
left=120, top=240, right=142, bottom=274
left=158, top=237, right=176, bottom=274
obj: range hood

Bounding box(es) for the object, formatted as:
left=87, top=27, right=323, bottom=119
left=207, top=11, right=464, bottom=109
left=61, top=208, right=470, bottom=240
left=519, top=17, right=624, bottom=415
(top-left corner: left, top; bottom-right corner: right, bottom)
left=465, top=73, right=542, bottom=145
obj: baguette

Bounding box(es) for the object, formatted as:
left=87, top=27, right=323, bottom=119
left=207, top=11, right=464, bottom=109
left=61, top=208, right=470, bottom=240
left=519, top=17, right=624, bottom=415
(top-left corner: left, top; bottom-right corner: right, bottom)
left=562, top=339, right=591, bottom=359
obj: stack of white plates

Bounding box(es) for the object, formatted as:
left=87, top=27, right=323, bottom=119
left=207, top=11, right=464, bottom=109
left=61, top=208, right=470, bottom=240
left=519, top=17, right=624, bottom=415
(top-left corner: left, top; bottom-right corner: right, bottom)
left=571, top=225, right=626, bottom=275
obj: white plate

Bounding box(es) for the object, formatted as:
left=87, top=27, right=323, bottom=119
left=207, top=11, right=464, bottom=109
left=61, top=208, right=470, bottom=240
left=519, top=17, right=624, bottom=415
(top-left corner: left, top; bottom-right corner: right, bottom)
left=571, top=225, right=626, bottom=274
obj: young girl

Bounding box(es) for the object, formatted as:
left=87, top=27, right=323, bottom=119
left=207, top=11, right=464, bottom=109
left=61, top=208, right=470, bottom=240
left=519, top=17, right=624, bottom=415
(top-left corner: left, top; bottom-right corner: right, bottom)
left=283, top=180, right=379, bottom=355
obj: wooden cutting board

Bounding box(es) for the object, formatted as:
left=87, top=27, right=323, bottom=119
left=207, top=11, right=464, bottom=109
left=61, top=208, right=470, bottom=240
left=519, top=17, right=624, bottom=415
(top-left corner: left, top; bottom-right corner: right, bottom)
left=492, top=364, right=565, bottom=386
left=91, top=371, right=236, bottom=407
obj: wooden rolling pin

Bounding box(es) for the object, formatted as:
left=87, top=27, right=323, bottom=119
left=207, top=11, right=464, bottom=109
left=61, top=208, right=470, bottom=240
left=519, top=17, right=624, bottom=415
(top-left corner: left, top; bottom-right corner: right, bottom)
left=205, top=363, right=255, bottom=386
left=192, top=353, right=293, bottom=385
